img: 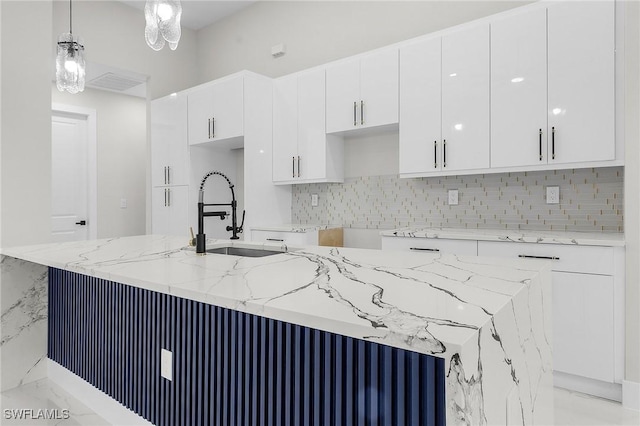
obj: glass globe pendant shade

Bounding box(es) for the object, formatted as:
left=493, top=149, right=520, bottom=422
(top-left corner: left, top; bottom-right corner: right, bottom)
left=56, top=33, right=86, bottom=94
left=145, top=0, right=182, bottom=51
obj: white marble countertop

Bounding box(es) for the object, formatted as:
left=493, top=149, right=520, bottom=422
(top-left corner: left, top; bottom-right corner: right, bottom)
left=381, top=227, right=625, bottom=247
left=250, top=224, right=342, bottom=233
left=1, top=235, right=553, bottom=425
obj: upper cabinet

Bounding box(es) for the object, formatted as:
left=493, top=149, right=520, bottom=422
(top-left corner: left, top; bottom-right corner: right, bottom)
left=326, top=49, right=399, bottom=134
left=273, top=69, right=343, bottom=184
left=187, top=76, right=244, bottom=148
left=399, top=24, right=490, bottom=176
left=151, top=93, right=189, bottom=187
left=547, top=1, right=615, bottom=165
left=490, top=8, right=548, bottom=168
left=491, top=2, right=615, bottom=168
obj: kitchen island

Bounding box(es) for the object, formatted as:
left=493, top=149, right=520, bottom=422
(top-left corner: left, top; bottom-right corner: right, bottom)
left=1, top=235, right=553, bottom=425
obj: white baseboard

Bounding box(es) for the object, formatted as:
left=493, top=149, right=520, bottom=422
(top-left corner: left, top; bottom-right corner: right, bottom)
left=554, top=371, right=622, bottom=402
left=623, top=380, right=640, bottom=411
left=48, top=360, right=153, bottom=426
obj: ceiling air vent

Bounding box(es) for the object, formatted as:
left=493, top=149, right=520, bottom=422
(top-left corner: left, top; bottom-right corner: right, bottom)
left=87, top=72, right=146, bottom=92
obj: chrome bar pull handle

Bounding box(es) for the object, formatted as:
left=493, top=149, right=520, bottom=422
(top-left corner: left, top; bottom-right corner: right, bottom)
left=292, top=156, right=295, bottom=178
left=167, top=166, right=170, bottom=184
left=266, top=238, right=284, bottom=242
left=443, top=139, right=447, bottom=168
left=434, top=141, right=438, bottom=168
left=551, top=127, right=556, bottom=159
left=539, top=129, right=543, bottom=161
left=212, top=117, right=215, bottom=138
left=167, top=188, right=171, bottom=207
left=297, top=156, right=301, bottom=178
left=410, top=247, right=440, bottom=252
left=163, top=166, right=167, bottom=184
left=164, top=188, right=167, bottom=207
left=353, top=101, right=357, bottom=126
left=360, top=100, right=364, bottom=125
left=208, top=118, right=211, bottom=139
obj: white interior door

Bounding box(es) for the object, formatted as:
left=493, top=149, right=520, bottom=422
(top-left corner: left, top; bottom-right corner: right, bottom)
left=51, top=114, right=89, bottom=242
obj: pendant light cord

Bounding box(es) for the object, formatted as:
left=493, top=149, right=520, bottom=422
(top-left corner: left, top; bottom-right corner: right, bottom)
left=69, top=0, right=72, bottom=35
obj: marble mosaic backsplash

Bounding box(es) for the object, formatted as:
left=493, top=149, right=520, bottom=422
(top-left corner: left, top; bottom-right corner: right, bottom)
left=292, top=167, right=624, bottom=233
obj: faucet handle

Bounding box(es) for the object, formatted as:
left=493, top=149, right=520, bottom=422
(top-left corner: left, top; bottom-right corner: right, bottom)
left=239, top=210, right=246, bottom=233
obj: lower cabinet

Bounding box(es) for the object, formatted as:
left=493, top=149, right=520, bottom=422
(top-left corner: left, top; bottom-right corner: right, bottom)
left=477, top=241, right=623, bottom=389
left=251, top=229, right=319, bottom=246
left=381, top=236, right=478, bottom=256
left=151, top=186, right=189, bottom=237
left=382, top=234, right=624, bottom=398
left=552, top=271, right=615, bottom=383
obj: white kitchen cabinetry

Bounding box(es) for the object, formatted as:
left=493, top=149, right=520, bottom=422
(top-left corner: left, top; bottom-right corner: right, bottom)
left=273, top=69, right=343, bottom=184
left=399, top=23, right=490, bottom=176
left=547, top=1, right=615, bottom=165
left=381, top=236, right=478, bottom=256
left=151, top=94, right=190, bottom=236
left=477, top=241, right=624, bottom=398
left=326, top=49, right=398, bottom=134
left=491, top=2, right=615, bottom=169
left=152, top=186, right=189, bottom=237
left=251, top=229, right=319, bottom=246
left=490, top=7, right=548, bottom=168
left=187, top=76, right=244, bottom=148
left=151, top=94, right=189, bottom=187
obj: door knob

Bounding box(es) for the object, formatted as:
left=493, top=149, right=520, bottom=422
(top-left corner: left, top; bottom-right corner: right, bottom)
left=75, top=220, right=87, bottom=226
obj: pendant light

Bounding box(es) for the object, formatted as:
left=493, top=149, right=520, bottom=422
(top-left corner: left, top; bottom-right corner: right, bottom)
left=145, top=0, right=182, bottom=51
left=56, top=0, right=85, bottom=94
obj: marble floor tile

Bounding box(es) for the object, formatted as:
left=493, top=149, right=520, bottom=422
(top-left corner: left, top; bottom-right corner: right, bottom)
left=554, top=387, right=640, bottom=426
left=0, top=379, right=109, bottom=426
left=0, top=379, right=637, bottom=426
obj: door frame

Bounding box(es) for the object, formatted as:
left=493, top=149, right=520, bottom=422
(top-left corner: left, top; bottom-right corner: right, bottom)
left=52, top=103, right=98, bottom=240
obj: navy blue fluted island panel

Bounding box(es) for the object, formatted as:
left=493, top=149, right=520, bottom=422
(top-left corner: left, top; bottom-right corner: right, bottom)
left=48, top=267, right=446, bottom=426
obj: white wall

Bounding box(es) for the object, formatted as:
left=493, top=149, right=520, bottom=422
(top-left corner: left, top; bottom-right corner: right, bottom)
left=0, top=1, right=53, bottom=248
left=52, top=86, right=147, bottom=238
left=196, top=1, right=530, bottom=82
left=623, top=0, right=640, bottom=393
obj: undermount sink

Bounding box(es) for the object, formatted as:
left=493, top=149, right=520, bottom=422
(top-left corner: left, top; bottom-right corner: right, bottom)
left=204, top=246, right=285, bottom=258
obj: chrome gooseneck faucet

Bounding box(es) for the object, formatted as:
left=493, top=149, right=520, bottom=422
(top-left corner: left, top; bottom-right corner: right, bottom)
left=196, top=171, right=245, bottom=254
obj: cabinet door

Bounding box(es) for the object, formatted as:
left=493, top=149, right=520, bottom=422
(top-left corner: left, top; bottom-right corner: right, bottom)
left=297, top=68, right=327, bottom=181
left=381, top=236, right=477, bottom=256
left=360, top=49, right=399, bottom=129
left=442, top=24, right=490, bottom=172
left=326, top=58, right=360, bottom=133
left=152, top=186, right=189, bottom=236
left=399, top=38, right=442, bottom=174
left=547, top=1, right=615, bottom=164
left=166, top=186, right=189, bottom=237
left=272, top=75, right=298, bottom=183
left=151, top=95, right=189, bottom=186
left=211, top=77, right=244, bottom=141
left=553, top=272, right=615, bottom=383
left=187, top=86, right=215, bottom=145
left=491, top=8, right=548, bottom=168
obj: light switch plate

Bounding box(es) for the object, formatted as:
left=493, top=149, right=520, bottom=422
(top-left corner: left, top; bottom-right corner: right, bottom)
left=161, top=349, right=172, bottom=381
left=448, top=189, right=459, bottom=206
left=546, top=186, right=560, bottom=204
left=120, top=198, right=127, bottom=209
left=311, top=194, right=319, bottom=207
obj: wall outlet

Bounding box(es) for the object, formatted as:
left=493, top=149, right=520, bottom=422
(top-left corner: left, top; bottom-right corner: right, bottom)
left=546, top=186, right=560, bottom=204
left=161, top=349, right=172, bottom=381
left=448, top=189, right=459, bottom=206
left=311, top=194, right=319, bottom=207
left=120, top=198, right=127, bottom=209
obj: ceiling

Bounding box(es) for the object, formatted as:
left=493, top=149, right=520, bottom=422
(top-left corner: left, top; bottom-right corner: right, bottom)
left=118, top=0, right=257, bottom=31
